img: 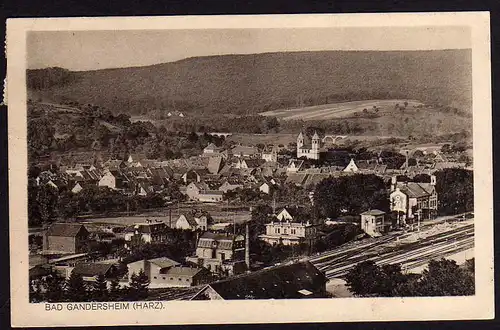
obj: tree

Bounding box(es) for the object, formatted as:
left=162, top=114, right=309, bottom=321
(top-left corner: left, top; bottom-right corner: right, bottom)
left=45, top=272, right=66, bottom=302
left=90, top=274, right=109, bottom=301
left=314, top=174, right=389, bottom=219
left=413, top=173, right=431, bottom=183
left=345, top=258, right=475, bottom=297
left=108, top=277, right=122, bottom=300
left=345, top=260, right=382, bottom=296
left=416, top=259, right=474, bottom=296
left=434, top=169, right=474, bottom=215
left=29, top=279, right=44, bottom=303
left=65, top=271, right=88, bottom=302
left=128, top=269, right=150, bottom=300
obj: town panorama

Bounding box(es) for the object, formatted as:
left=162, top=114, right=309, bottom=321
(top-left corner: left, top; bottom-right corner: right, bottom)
left=27, top=30, right=474, bottom=302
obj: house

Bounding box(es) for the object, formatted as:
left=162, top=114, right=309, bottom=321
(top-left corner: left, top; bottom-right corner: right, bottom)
left=237, top=158, right=265, bottom=170
left=191, top=261, right=328, bottom=300
left=71, top=262, right=118, bottom=282
left=134, top=180, right=154, bottom=196
left=207, top=156, right=224, bottom=175
left=218, top=180, right=243, bottom=193
left=98, top=170, right=128, bottom=190
left=175, top=213, right=209, bottom=231
left=360, top=209, right=387, bottom=237
left=203, top=143, right=223, bottom=155
left=343, top=158, right=359, bottom=172
left=285, top=173, right=309, bottom=186
left=259, top=212, right=318, bottom=246
left=43, top=223, right=90, bottom=254
left=127, top=154, right=145, bottom=164
left=182, top=169, right=209, bottom=184
left=232, top=146, right=260, bottom=158
left=127, top=257, right=210, bottom=288
left=198, top=190, right=224, bottom=203
left=261, top=146, right=278, bottom=163
left=71, top=182, right=83, bottom=194
left=261, top=147, right=278, bottom=162
left=103, top=159, right=126, bottom=170
left=134, top=159, right=159, bottom=168
left=389, top=175, right=438, bottom=226
left=186, top=232, right=246, bottom=276
left=286, top=159, right=304, bottom=173
left=123, top=220, right=168, bottom=248
left=297, top=131, right=321, bottom=160
left=185, top=182, right=210, bottom=200
left=276, top=207, right=304, bottom=222
left=259, top=182, right=272, bottom=194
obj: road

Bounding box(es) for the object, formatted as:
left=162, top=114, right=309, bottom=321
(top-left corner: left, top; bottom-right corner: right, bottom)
left=309, top=221, right=474, bottom=279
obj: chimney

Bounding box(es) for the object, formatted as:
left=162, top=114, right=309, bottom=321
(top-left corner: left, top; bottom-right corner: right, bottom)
left=245, top=222, right=250, bottom=271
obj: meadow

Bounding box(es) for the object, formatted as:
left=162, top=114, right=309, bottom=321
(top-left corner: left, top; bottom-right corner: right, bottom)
left=259, top=99, right=423, bottom=121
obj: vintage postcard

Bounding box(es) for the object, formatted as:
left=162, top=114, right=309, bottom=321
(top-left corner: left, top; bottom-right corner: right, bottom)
left=6, top=13, right=493, bottom=327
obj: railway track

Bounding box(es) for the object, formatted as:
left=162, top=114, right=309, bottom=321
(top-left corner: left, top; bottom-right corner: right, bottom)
left=310, top=223, right=474, bottom=279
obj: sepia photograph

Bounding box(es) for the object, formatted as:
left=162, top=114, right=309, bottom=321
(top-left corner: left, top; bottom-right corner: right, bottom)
left=7, top=13, right=493, bottom=327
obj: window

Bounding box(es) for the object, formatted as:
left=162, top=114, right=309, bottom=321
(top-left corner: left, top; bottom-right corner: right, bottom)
left=153, top=276, right=157, bottom=279
left=162, top=277, right=166, bottom=280
left=170, top=277, right=173, bottom=280
left=186, top=279, right=190, bottom=282
left=179, top=278, right=182, bottom=281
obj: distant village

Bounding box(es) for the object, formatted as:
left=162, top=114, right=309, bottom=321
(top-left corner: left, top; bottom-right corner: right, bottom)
left=29, top=131, right=472, bottom=301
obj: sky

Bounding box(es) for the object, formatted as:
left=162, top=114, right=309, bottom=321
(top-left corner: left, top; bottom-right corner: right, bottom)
left=27, top=26, right=471, bottom=71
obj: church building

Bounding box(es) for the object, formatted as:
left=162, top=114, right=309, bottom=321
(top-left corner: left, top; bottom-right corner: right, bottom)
left=296, top=132, right=321, bottom=160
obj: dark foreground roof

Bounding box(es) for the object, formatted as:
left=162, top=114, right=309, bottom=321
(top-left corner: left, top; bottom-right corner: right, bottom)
left=72, top=263, right=116, bottom=277
left=46, top=223, right=88, bottom=237
left=194, top=261, right=328, bottom=300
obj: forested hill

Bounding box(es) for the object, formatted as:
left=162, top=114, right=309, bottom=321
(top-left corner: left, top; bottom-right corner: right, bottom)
left=27, top=50, right=472, bottom=116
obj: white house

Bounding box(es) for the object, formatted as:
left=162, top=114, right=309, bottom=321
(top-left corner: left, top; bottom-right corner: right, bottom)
left=286, top=159, right=304, bottom=173
left=175, top=214, right=209, bottom=231
left=360, top=209, right=387, bottom=237
left=71, top=182, right=83, bottom=194
left=259, top=218, right=317, bottom=246
left=343, top=158, right=359, bottom=172
left=259, top=182, right=272, bottom=194
left=203, top=143, right=222, bottom=155
left=261, top=147, right=278, bottom=162
left=98, top=171, right=116, bottom=189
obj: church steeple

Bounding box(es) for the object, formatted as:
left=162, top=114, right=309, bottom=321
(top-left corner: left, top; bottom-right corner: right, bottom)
left=297, top=132, right=304, bottom=148
left=312, top=131, right=320, bottom=151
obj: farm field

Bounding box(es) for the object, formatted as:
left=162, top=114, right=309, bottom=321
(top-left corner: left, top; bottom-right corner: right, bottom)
left=259, top=99, right=423, bottom=121
left=77, top=202, right=252, bottom=228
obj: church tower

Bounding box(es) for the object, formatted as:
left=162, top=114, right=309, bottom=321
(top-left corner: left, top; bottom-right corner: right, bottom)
left=297, top=132, right=304, bottom=149
left=311, top=131, right=320, bottom=160
left=297, top=132, right=304, bottom=158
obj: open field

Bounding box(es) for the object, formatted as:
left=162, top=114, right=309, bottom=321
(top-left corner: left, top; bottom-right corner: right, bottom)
left=259, top=99, right=423, bottom=121
left=77, top=202, right=252, bottom=228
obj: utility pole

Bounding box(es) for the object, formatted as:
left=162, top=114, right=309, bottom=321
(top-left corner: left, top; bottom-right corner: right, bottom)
left=245, top=221, right=250, bottom=271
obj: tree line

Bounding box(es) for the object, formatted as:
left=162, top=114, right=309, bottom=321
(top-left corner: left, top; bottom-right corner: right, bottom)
left=345, top=258, right=474, bottom=297
left=30, top=269, right=150, bottom=303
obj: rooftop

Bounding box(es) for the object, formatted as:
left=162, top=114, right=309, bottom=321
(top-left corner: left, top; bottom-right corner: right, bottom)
left=194, top=261, right=327, bottom=300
